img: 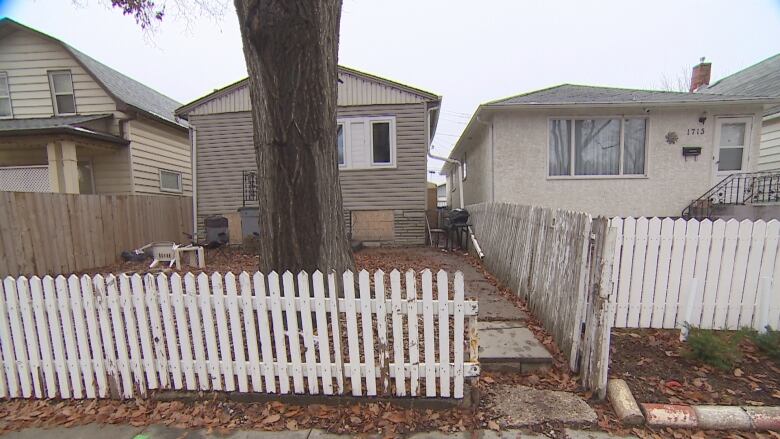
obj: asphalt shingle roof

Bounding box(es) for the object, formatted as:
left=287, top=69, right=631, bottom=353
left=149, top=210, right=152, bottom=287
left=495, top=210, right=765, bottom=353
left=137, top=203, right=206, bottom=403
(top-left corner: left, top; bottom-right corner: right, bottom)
left=67, top=46, right=185, bottom=126
left=488, top=84, right=771, bottom=106
left=703, top=54, right=780, bottom=116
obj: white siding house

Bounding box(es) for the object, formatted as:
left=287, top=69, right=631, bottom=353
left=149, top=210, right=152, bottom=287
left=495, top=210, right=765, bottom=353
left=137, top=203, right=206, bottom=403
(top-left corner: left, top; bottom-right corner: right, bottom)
left=0, top=18, right=190, bottom=196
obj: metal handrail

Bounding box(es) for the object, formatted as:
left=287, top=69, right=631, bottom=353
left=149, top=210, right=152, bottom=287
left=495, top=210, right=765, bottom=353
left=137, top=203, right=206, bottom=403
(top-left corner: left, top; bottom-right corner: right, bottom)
left=682, top=171, right=780, bottom=219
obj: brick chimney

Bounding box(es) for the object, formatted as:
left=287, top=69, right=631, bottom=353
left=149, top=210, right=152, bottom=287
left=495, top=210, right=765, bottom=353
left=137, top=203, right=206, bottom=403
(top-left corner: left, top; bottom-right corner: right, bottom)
left=690, top=57, right=712, bottom=92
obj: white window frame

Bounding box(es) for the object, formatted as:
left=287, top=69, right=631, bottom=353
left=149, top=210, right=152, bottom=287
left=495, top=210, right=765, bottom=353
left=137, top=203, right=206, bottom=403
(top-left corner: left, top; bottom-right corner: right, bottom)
left=0, top=72, right=12, bottom=119
left=48, top=70, right=76, bottom=115
left=369, top=118, right=396, bottom=167
left=159, top=169, right=183, bottom=193
left=336, top=115, right=397, bottom=170
left=546, top=116, right=650, bottom=180
left=337, top=122, right=348, bottom=169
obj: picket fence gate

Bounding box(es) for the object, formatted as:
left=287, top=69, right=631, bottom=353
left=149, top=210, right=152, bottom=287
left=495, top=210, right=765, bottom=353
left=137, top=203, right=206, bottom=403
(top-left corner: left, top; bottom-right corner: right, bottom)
left=609, top=217, right=780, bottom=331
left=0, top=269, right=479, bottom=400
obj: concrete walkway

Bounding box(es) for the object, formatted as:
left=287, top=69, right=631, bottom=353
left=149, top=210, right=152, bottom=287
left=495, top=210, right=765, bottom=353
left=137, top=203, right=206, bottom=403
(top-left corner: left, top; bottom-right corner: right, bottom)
left=417, top=248, right=552, bottom=371
left=420, top=248, right=527, bottom=322
left=0, top=424, right=637, bottom=438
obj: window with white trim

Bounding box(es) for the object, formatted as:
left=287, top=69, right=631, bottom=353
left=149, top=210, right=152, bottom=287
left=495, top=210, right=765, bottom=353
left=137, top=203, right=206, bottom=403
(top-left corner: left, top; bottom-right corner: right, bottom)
left=48, top=70, right=76, bottom=115
left=337, top=116, right=396, bottom=169
left=548, top=117, right=647, bottom=177
left=0, top=72, right=11, bottom=118
left=159, top=169, right=182, bottom=193
left=337, top=123, right=346, bottom=166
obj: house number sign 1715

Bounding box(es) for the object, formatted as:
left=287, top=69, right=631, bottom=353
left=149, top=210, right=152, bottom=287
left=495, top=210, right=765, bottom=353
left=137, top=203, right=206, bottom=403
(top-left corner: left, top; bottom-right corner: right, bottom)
left=687, top=128, right=705, bottom=135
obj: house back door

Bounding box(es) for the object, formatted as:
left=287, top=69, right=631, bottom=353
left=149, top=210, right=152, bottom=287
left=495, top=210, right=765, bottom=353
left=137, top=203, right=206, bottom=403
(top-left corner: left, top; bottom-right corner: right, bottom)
left=713, top=117, right=752, bottom=183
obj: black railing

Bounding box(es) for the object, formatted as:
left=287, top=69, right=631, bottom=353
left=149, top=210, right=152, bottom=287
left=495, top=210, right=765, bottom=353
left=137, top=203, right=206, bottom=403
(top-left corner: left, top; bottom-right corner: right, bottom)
left=682, top=171, right=780, bottom=220
left=242, top=170, right=258, bottom=206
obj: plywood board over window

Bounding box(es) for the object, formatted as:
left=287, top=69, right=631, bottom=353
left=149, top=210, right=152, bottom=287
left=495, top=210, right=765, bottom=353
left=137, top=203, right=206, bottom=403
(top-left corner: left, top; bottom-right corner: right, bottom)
left=351, top=210, right=394, bottom=242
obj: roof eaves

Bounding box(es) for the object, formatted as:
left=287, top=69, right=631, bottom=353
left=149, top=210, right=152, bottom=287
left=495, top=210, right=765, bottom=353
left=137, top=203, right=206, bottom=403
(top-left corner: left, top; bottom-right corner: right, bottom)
left=175, top=77, right=250, bottom=118
left=337, top=65, right=441, bottom=101
left=0, top=126, right=130, bottom=145
left=178, top=66, right=441, bottom=117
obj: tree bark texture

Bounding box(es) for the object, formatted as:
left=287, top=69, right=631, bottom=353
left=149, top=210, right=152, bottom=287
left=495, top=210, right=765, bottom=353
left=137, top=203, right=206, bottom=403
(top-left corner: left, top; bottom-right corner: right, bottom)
left=234, top=0, right=354, bottom=274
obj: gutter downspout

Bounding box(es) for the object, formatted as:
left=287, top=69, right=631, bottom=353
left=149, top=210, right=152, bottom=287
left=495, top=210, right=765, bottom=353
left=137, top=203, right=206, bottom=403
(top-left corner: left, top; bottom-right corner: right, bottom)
left=190, top=126, right=198, bottom=241
left=427, top=107, right=484, bottom=259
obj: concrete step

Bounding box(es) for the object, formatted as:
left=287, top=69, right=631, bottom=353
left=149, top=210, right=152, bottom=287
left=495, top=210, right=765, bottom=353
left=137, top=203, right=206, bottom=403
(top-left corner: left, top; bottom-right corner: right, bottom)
left=477, top=321, right=553, bottom=372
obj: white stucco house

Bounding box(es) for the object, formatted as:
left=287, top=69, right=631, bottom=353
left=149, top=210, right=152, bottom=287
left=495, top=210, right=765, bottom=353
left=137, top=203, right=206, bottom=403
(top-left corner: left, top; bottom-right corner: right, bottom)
left=442, top=83, right=780, bottom=218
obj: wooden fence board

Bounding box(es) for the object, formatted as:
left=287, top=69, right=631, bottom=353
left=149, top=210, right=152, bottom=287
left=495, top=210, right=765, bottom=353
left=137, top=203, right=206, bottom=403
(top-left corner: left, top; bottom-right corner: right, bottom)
left=0, top=192, right=193, bottom=276
left=0, top=269, right=478, bottom=400
left=609, top=217, right=780, bottom=331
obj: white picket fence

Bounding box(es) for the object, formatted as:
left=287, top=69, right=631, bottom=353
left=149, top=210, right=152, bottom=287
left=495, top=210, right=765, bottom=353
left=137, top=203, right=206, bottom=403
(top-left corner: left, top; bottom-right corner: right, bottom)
left=610, top=217, right=780, bottom=330
left=0, top=270, right=479, bottom=400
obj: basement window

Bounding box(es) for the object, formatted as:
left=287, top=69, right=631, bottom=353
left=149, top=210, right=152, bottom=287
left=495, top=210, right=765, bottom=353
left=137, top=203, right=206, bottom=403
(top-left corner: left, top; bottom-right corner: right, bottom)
left=159, top=169, right=182, bottom=193
left=48, top=70, right=76, bottom=115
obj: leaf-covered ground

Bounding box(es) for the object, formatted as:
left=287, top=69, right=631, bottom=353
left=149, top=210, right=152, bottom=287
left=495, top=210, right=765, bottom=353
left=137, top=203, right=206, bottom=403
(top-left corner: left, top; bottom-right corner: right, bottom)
left=610, top=328, right=780, bottom=406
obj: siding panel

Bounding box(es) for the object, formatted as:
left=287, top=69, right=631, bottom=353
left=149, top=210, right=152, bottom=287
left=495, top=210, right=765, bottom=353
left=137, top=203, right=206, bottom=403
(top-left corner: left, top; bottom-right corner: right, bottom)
left=0, top=30, right=116, bottom=117
left=191, top=103, right=427, bottom=229
left=127, top=119, right=192, bottom=196
left=187, top=70, right=431, bottom=116
left=758, top=118, right=780, bottom=171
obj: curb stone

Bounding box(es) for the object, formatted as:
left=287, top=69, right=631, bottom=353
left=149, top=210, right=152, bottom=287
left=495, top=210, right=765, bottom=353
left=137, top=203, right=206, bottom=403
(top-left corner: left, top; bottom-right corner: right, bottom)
left=693, top=406, right=752, bottom=431
left=613, top=380, right=780, bottom=431
left=641, top=403, right=698, bottom=428
left=744, top=406, right=780, bottom=431
left=606, top=379, right=643, bottom=426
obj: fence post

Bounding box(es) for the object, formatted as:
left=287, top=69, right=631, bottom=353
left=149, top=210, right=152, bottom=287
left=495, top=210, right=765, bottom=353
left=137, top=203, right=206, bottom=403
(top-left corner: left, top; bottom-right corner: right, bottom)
left=757, top=276, right=772, bottom=334
left=679, top=277, right=699, bottom=341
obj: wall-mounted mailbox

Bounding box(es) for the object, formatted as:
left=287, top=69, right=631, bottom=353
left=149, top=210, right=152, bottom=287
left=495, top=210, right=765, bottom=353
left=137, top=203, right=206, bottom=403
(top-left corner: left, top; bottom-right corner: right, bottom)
left=682, top=146, right=702, bottom=157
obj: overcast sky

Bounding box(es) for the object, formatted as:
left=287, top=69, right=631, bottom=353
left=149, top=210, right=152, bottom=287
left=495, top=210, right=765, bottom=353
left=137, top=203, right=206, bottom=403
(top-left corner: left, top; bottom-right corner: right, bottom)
left=3, top=0, right=780, bottom=183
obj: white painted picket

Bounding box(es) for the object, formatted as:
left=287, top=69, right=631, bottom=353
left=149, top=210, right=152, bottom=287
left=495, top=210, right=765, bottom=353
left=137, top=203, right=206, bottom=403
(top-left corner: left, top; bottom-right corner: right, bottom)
left=610, top=217, right=780, bottom=331
left=0, top=269, right=479, bottom=400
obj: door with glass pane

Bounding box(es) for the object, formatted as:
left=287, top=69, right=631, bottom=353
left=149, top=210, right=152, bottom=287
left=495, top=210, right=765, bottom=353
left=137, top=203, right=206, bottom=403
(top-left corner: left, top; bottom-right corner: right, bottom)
left=713, top=117, right=752, bottom=182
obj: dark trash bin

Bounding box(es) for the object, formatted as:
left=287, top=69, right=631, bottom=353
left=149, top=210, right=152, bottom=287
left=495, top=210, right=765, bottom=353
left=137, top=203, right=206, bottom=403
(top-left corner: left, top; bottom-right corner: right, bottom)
left=238, top=207, right=260, bottom=239
left=204, top=215, right=229, bottom=246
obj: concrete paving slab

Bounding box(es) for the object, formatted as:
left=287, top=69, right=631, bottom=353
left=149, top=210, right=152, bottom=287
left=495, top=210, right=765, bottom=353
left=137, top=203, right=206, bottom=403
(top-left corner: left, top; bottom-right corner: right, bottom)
left=488, top=385, right=597, bottom=427
left=477, top=324, right=552, bottom=371
left=135, top=425, right=311, bottom=439
left=563, top=428, right=638, bottom=438
left=1, top=424, right=144, bottom=439
left=479, top=430, right=545, bottom=438
left=421, top=249, right=527, bottom=322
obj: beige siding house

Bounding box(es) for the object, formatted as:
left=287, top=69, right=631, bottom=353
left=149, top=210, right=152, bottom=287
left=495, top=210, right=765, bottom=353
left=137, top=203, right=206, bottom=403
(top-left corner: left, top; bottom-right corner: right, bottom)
left=176, top=67, right=440, bottom=245
left=443, top=84, right=779, bottom=218
left=0, top=18, right=191, bottom=196
left=703, top=53, right=780, bottom=171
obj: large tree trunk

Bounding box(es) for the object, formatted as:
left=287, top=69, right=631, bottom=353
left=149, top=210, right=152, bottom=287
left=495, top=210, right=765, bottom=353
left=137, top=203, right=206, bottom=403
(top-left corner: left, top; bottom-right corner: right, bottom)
left=234, top=0, right=354, bottom=274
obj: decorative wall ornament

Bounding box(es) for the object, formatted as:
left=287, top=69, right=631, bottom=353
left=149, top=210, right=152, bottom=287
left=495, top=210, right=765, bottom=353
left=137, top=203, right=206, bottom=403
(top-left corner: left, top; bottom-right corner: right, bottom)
left=665, top=131, right=679, bottom=145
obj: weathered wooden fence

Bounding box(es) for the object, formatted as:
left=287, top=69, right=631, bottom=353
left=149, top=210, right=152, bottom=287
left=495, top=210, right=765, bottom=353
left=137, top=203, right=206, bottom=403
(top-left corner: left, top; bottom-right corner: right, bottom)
left=0, top=192, right=193, bottom=276
left=0, top=269, right=478, bottom=400
left=467, top=203, right=613, bottom=396
left=610, top=217, right=780, bottom=331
